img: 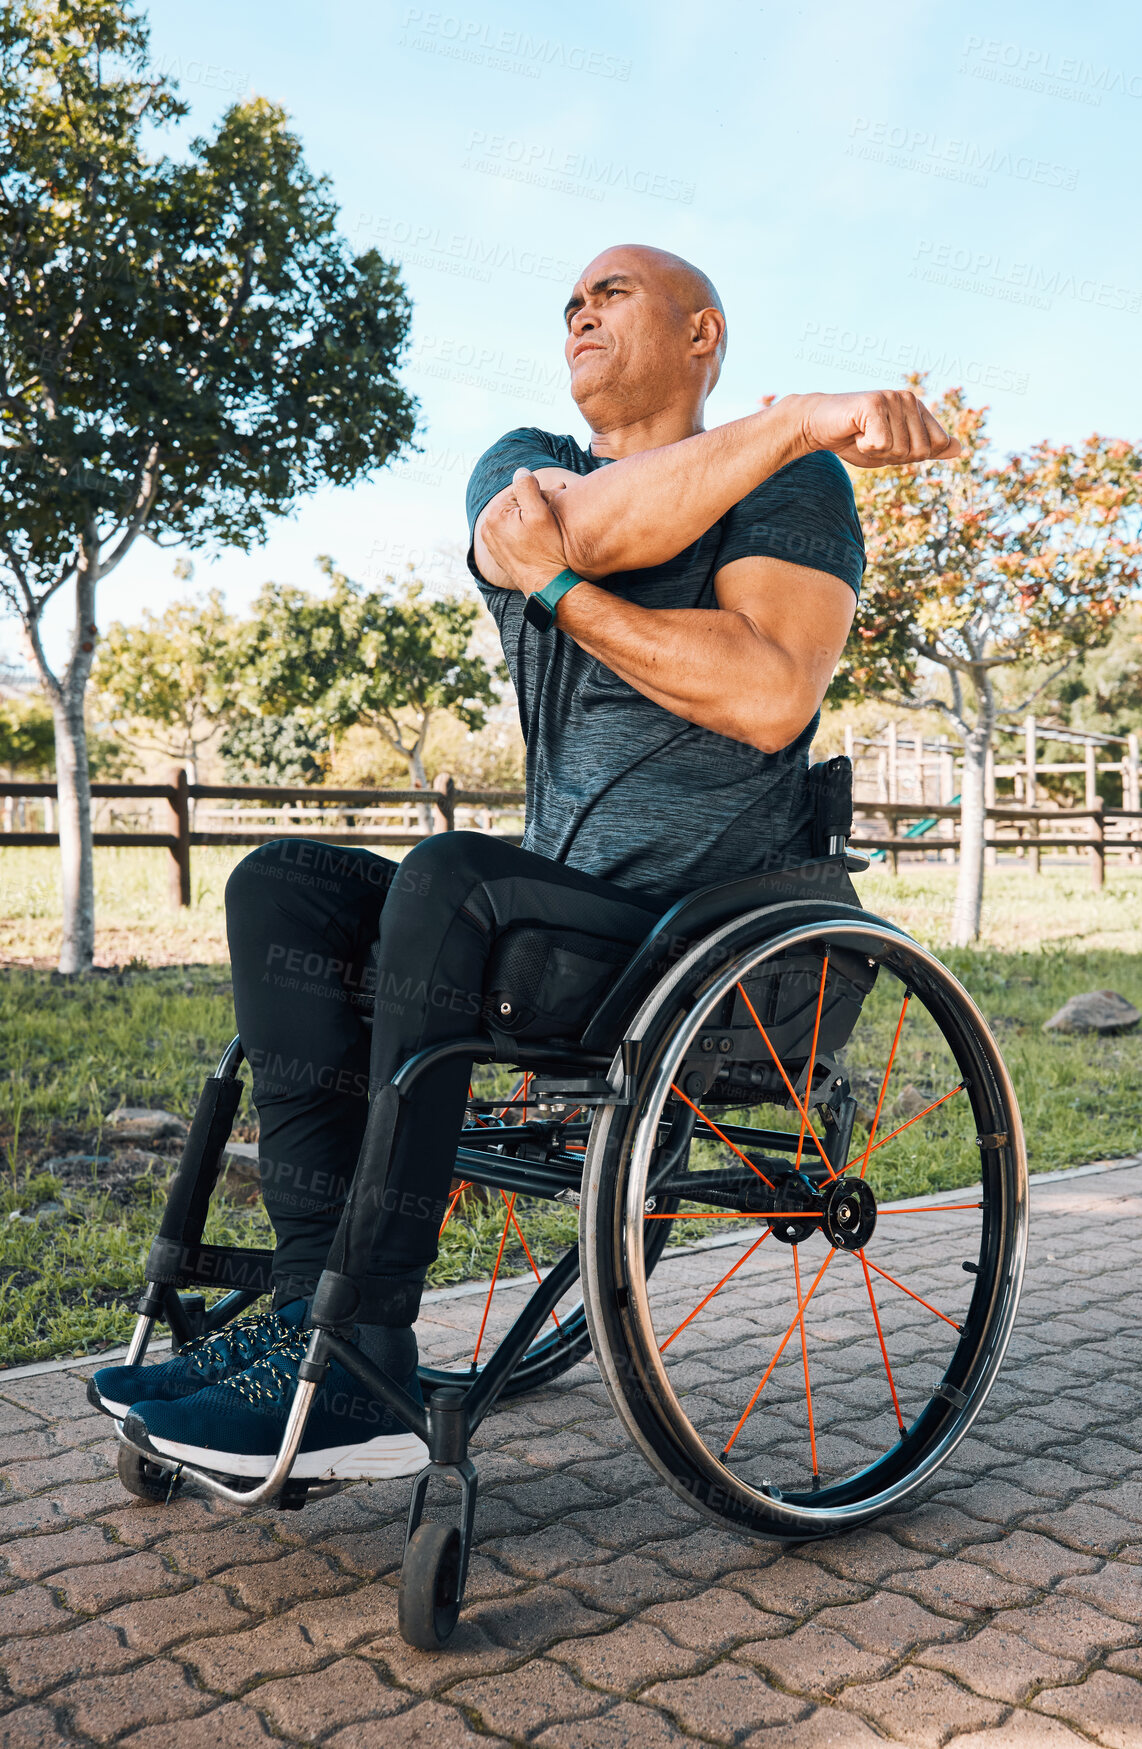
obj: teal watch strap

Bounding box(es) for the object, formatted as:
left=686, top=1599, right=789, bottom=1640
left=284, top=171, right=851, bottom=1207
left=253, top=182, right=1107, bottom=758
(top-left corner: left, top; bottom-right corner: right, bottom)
left=523, top=568, right=584, bottom=632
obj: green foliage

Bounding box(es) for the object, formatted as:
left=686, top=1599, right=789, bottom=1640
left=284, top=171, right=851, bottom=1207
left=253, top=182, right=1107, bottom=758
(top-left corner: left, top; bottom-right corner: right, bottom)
left=219, top=712, right=330, bottom=786
left=0, top=690, right=133, bottom=776
left=0, top=693, right=55, bottom=773
left=0, top=0, right=418, bottom=966
left=1048, top=603, right=1142, bottom=738
left=0, top=1, right=418, bottom=603
left=234, top=563, right=507, bottom=783
left=92, top=590, right=238, bottom=765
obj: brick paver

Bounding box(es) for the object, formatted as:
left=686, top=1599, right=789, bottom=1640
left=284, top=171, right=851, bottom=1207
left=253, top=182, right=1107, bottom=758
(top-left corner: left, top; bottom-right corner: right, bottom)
left=0, top=1160, right=1139, bottom=1745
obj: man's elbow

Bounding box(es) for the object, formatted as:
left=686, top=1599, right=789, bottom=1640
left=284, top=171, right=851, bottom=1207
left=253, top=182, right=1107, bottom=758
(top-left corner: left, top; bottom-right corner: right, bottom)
left=746, top=693, right=820, bottom=756
left=551, top=502, right=612, bottom=582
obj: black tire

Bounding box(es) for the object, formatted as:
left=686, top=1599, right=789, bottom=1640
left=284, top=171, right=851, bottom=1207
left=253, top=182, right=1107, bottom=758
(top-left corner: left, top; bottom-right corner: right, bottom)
left=581, top=902, right=1028, bottom=1541
left=117, top=1442, right=184, bottom=1505
left=398, top=1522, right=462, bottom=1650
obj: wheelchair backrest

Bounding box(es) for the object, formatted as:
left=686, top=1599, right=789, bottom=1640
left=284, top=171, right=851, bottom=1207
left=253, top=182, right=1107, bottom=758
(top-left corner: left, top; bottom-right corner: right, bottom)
left=579, top=854, right=862, bottom=1051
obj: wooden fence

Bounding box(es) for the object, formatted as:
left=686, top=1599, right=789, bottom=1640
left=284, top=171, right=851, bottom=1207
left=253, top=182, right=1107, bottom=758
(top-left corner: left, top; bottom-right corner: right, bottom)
left=2, top=769, right=1140, bottom=906
left=0, top=771, right=524, bottom=906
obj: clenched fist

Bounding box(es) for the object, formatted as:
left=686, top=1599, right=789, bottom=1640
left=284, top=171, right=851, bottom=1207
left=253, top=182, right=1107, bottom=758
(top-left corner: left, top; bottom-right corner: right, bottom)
left=797, top=389, right=960, bottom=468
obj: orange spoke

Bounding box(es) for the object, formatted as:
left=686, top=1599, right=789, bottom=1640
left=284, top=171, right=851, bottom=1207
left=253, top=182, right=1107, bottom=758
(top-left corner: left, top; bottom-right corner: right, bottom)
left=795, top=953, right=830, bottom=1175
left=845, top=1083, right=966, bottom=1174
left=877, top=1202, right=982, bottom=1215
left=792, top=1245, right=819, bottom=1479
left=500, top=1189, right=561, bottom=1332
left=857, top=991, right=910, bottom=1180
left=660, top=1230, right=770, bottom=1352
left=439, top=1181, right=471, bottom=1237
left=733, top=984, right=836, bottom=1180
left=496, top=1071, right=531, bottom=1124
left=862, top=1257, right=962, bottom=1331
left=723, top=1247, right=836, bottom=1456
left=670, top=1084, right=777, bottom=1190
left=473, top=1192, right=517, bottom=1365
left=859, top=1248, right=904, bottom=1431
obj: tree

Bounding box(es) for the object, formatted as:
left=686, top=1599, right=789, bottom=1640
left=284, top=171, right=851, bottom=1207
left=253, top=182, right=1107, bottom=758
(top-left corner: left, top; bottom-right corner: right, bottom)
left=219, top=711, right=330, bottom=787
left=0, top=688, right=132, bottom=777
left=92, top=588, right=237, bottom=783
left=1048, top=603, right=1142, bottom=740
left=833, top=381, right=1142, bottom=944
left=0, top=691, right=55, bottom=774
left=236, top=564, right=506, bottom=823
left=0, top=1, right=417, bottom=971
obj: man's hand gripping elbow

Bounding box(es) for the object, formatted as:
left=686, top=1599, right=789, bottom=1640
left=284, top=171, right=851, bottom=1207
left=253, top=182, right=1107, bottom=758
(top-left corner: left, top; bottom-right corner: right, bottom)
left=477, top=469, right=580, bottom=597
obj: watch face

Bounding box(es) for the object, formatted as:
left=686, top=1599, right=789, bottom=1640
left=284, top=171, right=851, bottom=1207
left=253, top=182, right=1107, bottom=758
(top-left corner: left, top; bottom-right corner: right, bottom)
left=524, top=593, right=554, bottom=631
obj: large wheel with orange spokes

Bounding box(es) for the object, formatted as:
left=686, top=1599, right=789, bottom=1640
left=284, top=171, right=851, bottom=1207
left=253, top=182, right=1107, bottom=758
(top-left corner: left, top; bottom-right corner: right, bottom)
left=580, top=905, right=1028, bottom=1539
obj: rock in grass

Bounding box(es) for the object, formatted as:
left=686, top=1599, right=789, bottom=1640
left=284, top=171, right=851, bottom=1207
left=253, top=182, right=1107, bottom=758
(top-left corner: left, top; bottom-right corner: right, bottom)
left=1043, top=990, right=1141, bottom=1035
left=104, top=1106, right=189, bottom=1144
left=892, top=1084, right=930, bottom=1120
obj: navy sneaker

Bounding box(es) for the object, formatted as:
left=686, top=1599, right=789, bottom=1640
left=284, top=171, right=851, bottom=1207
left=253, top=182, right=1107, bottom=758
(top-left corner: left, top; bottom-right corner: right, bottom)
left=89, top=1300, right=308, bottom=1419
left=123, top=1330, right=428, bottom=1481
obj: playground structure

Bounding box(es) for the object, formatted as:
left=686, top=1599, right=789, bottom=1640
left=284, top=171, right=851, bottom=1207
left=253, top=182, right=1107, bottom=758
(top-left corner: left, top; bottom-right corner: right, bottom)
left=841, top=717, right=1141, bottom=879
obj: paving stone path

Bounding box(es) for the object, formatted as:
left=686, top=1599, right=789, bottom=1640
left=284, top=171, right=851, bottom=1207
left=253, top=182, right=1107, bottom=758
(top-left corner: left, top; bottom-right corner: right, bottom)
left=1, top=1161, right=1139, bottom=1748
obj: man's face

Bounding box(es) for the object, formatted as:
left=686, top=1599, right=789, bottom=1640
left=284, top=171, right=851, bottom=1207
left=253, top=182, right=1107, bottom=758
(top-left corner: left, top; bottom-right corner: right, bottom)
left=562, top=247, right=701, bottom=422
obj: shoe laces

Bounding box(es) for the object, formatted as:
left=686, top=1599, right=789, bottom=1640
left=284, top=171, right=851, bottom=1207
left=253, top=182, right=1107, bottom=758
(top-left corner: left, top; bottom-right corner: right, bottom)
left=183, top=1310, right=291, bottom=1381
left=219, top=1330, right=309, bottom=1409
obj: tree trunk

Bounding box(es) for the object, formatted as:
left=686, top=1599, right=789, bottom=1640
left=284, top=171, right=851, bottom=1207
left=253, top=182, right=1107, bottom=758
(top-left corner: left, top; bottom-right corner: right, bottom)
left=952, top=726, right=989, bottom=947
left=51, top=537, right=101, bottom=974
left=52, top=687, right=95, bottom=973
left=407, top=734, right=433, bottom=833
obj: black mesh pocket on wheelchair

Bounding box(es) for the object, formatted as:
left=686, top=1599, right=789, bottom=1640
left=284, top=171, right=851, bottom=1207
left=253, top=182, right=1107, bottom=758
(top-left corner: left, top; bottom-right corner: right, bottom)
left=732, top=945, right=877, bottom=1063
left=484, top=926, right=635, bottom=1043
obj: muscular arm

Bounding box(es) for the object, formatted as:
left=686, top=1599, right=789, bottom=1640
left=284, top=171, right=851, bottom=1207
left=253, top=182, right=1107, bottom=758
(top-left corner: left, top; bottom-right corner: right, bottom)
left=473, top=388, right=955, bottom=585
left=480, top=470, right=855, bottom=754
left=558, top=557, right=855, bottom=753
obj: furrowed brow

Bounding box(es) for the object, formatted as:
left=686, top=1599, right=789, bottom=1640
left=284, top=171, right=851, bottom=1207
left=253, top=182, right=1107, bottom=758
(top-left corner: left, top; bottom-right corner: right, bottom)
left=563, top=274, right=634, bottom=324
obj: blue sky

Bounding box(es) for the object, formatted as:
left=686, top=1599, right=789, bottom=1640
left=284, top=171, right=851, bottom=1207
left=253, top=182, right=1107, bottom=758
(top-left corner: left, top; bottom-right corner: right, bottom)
left=10, top=0, right=1142, bottom=668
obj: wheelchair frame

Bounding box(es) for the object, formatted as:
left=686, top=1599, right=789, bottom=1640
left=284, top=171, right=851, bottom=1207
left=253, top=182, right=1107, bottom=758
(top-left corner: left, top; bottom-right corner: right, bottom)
left=110, top=772, right=1028, bottom=1650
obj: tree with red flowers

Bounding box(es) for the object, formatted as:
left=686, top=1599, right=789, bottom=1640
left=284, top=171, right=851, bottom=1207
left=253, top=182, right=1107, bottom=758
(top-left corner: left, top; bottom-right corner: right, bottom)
left=830, top=381, right=1142, bottom=943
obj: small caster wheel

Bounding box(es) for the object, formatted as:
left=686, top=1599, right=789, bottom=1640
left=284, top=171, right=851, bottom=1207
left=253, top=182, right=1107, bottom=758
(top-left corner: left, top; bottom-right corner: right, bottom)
left=398, top=1522, right=462, bottom=1650
left=117, top=1443, right=184, bottom=1505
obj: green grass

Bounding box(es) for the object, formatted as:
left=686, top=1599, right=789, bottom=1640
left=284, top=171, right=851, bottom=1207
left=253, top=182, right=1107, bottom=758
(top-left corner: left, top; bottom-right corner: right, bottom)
left=1, top=852, right=1140, bottom=1364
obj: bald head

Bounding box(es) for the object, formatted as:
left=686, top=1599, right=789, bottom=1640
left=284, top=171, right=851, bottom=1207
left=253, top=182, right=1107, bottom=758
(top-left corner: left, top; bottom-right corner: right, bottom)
left=565, top=244, right=727, bottom=364
left=562, top=245, right=728, bottom=440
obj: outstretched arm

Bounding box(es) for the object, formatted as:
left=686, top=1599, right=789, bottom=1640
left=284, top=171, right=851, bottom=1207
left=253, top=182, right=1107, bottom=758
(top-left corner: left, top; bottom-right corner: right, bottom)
left=481, top=471, right=855, bottom=754
left=473, top=388, right=957, bottom=587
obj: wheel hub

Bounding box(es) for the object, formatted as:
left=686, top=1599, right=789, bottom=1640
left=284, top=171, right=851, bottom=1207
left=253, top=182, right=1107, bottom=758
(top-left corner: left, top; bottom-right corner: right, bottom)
left=767, top=1171, right=822, bottom=1246
left=821, top=1175, right=878, bottom=1250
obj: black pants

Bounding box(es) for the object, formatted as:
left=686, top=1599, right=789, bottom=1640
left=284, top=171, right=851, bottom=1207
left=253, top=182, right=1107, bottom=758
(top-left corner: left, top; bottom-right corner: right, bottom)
left=225, top=833, right=668, bottom=1316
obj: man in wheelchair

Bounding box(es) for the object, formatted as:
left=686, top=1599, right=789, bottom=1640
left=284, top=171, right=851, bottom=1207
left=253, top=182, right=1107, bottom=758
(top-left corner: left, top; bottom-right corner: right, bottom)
left=93, top=243, right=959, bottom=1485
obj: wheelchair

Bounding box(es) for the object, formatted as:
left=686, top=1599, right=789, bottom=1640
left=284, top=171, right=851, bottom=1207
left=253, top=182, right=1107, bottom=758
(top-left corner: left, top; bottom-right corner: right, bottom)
left=110, top=758, right=1028, bottom=1650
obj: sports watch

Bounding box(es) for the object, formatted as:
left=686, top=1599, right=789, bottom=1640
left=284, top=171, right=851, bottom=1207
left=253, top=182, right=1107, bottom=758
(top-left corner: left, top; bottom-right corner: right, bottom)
left=522, top=568, right=584, bottom=632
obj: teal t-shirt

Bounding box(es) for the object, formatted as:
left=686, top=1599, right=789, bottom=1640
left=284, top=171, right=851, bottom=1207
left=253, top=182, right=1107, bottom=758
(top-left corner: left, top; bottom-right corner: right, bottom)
left=466, top=428, right=864, bottom=900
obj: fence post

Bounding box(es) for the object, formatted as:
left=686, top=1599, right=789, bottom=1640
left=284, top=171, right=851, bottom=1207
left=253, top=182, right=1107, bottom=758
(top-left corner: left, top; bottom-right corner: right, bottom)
left=1129, top=733, right=1141, bottom=864
left=432, top=771, right=455, bottom=834
left=1091, top=797, right=1105, bottom=890
left=168, top=767, right=191, bottom=908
